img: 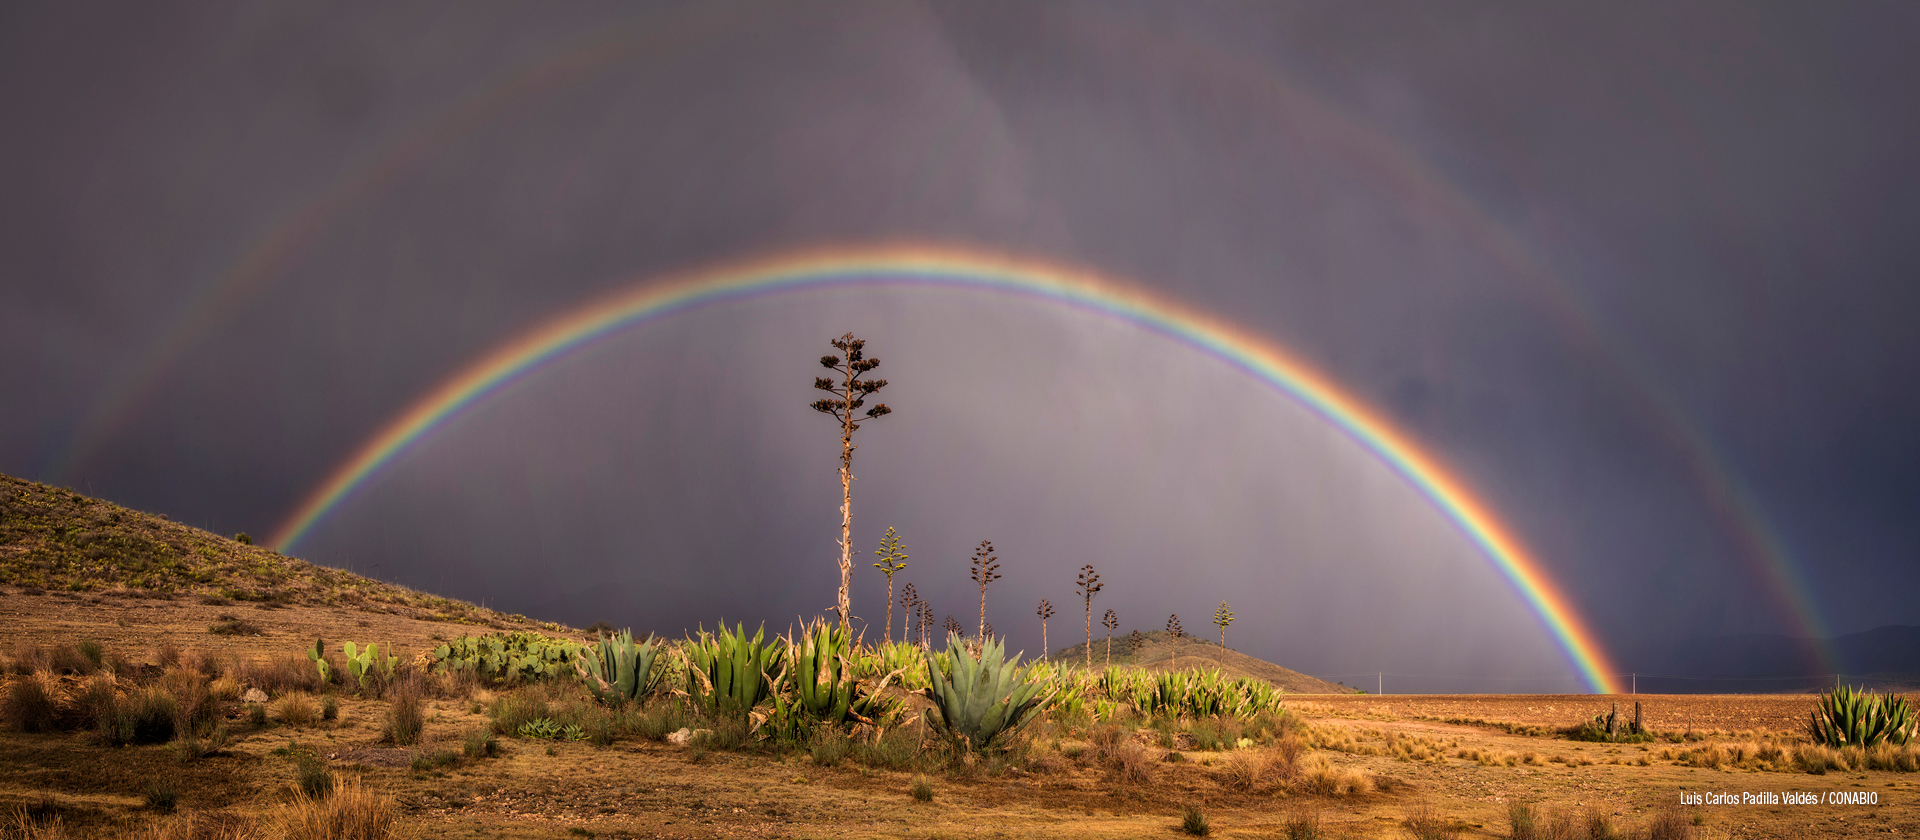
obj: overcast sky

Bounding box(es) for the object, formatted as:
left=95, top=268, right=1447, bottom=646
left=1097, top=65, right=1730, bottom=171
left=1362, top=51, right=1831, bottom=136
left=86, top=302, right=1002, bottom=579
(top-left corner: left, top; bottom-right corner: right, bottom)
left=5, top=2, right=1917, bottom=692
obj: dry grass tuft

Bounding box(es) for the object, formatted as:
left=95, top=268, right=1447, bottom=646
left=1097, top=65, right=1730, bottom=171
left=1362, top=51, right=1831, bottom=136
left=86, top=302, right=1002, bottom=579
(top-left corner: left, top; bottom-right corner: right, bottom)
left=1216, top=748, right=1273, bottom=792
left=2, top=803, right=73, bottom=840
left=207, top=676, right=243, bottom=703
left=383, top=684, right=424, bottom=746
left=1110, top=739, right=1157, bottom=784
left=1642, top=806, right=1695, bottom=840
left=274, top=692, right=320, bottom=727
left=132, top=811, right=264, bottom=840
left=272, top=775, right=395, bottom=840
left=2, top=672, right=61, bottom=733
left=1402, top=802, right=1462, bottom=840
left=1296, top=754, right=1372, bottom=797
left=233, top=656, right=326, bottom=698
left=1281, top=802, right=1322, bottom=840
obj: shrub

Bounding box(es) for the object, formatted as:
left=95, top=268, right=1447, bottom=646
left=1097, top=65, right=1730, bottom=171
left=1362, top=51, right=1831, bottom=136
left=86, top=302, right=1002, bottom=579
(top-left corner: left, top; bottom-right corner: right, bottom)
left=174, top=720, right=230, bottom=763
left=1403, top=803, right=1461, bottom=840
left=248, top=703, right=268, bottom=726
left=320, top=695, right=338, bottom=722
left=3, top=673, right=60, bottom=733
left=910, top=775, right=934, bottom=802
left=77, top=673, right=119, bottom=737
left=1642, top=806, right=1694, bottom=840
left=463, top=728, right=497, bottom=760
left=161, top=668, right=217, bottom=741
left=276, top=693, right=320, bottom=727
left=1217, top=749, right=1270, bottom=792
left=76, top=641, right=105, bottom=671
left=629, top=702, right=689, bottom=741
left=47, top=644, right=96, bottom=676
left=293, top=751, right=333, bottom=798
left=851, top=725, right=926, bottom=771
left=1, top=801, right=70, bottom=840
left=1111, top=740, right=1157, bottom=784
left=809, top=727, right=851, bottom=767
left=273, top=775, right=394, bottom=840
left=410, top=749, right=460, bottom=772
left=385, top=687, right=424, bottom=746
left=489, top=691, right=548, bottom=736
left=1296, top=754, right=1371, bottom=796
left=143, top=779, right=180, bottom=813
left=1180, top=804, right=1210, bottom=837
left=208, top=676, right=243, bottom=702
left=121, top=685, right=178, bottom=744
left=1508, top=801, right=1539, bottom=840
left=1583, top=805, right=1617, bottom=840
left=207, top=616, right=264, bottom=636
left=1282, top=803, right=1322, bottom=840
left=243, top=655, right=325, bottom=697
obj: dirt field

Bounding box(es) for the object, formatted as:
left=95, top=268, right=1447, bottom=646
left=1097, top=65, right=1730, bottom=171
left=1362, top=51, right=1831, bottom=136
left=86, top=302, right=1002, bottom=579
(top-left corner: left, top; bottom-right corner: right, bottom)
left=2, top=592, right=1915, bottom=839
left=1296, top=693, right=1821, bottom=737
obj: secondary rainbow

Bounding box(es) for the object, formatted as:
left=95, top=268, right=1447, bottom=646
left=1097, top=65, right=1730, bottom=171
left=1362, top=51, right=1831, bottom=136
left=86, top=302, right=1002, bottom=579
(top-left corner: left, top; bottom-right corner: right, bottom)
left=269, top=244, right=1625, bottom=693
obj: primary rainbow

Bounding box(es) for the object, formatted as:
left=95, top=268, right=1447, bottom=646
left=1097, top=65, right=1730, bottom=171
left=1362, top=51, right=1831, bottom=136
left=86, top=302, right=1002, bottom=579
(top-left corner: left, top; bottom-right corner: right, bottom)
left=270, top=244, right=1624, bottom=693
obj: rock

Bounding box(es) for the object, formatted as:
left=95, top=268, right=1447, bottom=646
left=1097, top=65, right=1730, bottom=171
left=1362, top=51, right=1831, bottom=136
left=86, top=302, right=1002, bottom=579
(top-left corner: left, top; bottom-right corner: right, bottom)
left=242, top=688, right=268, bottom=703
left=666, top=727, right=712, bottom=746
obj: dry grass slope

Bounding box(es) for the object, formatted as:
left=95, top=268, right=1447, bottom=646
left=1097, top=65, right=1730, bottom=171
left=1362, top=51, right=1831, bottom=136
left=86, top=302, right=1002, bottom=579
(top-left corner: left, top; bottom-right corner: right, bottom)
left=1049, top=630, right=1355, bottom=694
left=0, top=472, right=565, bottom=633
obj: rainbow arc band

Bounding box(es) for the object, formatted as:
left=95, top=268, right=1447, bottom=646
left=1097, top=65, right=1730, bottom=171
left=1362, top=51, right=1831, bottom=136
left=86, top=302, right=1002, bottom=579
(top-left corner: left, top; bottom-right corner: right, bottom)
left=267, top=244, right=1623, bottom=694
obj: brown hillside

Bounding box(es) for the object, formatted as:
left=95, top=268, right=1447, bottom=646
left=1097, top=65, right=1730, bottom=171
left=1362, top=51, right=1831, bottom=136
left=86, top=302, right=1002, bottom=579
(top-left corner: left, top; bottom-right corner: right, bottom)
left=0, top=472, right=577, bottom=661
left=1045, top=630, right=1357, bottom=694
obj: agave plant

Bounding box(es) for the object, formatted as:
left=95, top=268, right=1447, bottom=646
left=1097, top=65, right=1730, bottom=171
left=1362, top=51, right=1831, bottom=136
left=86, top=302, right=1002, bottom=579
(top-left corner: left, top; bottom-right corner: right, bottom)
left=1808, top=685, right=1916, bottom=747
left=921, top=632, right=1051, bottom=753
left=686, top=622, right=783, bottom=721
left=517, top=717, right=587, bottom=741
left=769, top=620, right=907, bottom=737
left=575, top=629, right=663, bottom=705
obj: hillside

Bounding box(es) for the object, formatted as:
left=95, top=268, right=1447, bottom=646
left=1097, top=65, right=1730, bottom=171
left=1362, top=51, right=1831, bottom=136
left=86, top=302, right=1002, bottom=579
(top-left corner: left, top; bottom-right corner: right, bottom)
left=0, top=472, right=572, bottom=652
left=1625, top=625, right=1920, bottom=692
left=1045, top=630, right=1356, bottom=694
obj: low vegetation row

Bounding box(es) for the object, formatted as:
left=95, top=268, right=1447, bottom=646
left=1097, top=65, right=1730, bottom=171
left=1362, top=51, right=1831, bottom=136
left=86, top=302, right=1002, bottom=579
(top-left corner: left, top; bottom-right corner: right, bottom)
left=3, top=624, right=1914, bottom=840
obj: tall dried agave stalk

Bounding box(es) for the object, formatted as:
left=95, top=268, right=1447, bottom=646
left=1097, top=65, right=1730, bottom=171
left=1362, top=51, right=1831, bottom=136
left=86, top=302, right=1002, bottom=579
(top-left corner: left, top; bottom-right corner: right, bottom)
left=968, top=541, right=1001, bottom=650
left=1077, top=565, right=1103, bottom=670
left=1166, top=614, right=1184, bottom=668
left=809, top=332, right=893, bottom=633
left=899, top=583, right=919, bottom=646
left=1103, top=609, right=1118, bottom=668
left=1037, top=599, right=1056, bottom=662
left=872, top=527, right=908, bottom=643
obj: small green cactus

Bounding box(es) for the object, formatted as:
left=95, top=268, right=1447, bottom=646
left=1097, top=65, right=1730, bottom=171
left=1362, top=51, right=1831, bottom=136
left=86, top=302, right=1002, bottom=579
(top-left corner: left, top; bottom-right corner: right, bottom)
left=306, top=638, right=331, bottom=683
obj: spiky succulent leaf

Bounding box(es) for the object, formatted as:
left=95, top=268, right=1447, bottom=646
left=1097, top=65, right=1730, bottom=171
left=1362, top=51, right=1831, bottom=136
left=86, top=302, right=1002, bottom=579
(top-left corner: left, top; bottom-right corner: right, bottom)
left=922, top=633, right=1049, bottom=753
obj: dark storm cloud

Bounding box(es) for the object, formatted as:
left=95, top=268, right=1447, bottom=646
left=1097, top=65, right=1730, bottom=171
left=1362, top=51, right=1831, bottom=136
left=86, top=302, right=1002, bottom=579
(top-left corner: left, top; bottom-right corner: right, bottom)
left=4, top=1, right=1917, bottom=691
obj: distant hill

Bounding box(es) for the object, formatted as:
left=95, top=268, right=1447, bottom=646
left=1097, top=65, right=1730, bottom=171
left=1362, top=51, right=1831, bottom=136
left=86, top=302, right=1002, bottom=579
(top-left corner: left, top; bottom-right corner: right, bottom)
left=1626, top=625, right=1920, bottom=693
left=1043, top=630, right=1356, bottom=694
left=0, top=472, right=564, bottom=633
